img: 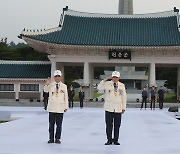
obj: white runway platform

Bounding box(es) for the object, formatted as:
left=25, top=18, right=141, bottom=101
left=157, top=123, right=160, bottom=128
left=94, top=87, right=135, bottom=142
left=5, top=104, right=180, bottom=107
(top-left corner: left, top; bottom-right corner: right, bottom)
left=0, top=107, right=180, bottom=154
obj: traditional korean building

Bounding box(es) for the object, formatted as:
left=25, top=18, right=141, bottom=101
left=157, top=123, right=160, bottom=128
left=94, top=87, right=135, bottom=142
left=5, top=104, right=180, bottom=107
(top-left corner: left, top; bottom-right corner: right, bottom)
left=19, top=6, right=180, bottom=100
left=0, top=60, right=50, bottom=101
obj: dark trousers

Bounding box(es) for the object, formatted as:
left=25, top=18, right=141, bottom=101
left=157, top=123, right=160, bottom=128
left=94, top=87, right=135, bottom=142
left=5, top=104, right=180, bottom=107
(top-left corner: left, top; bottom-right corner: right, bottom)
left=141, top=96, right=147, bottom=109
left=105, top=111, right=122, bottom=142
left=150, top=96, right=156, bottom=109
left=49, top=112, right=64, bottom=141
left=43, top=99, right=48, bottom=110
left=69, top=99, right=74, bottom=108
left=159, top=97, right=164, bottom=109
left=80, top=99, right=83, bottom=108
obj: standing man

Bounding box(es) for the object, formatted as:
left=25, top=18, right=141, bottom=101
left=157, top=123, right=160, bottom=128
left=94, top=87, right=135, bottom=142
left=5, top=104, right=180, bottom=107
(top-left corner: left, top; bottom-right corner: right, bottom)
left=44, top=70, right=68, bottom=144
left=68, top=85, right=75, bottom=108
left=97, top=71, right=127, bottom=145
left=141, top=87, right=148, bottom=109
left=150, top=86, right=156, bottom=110
left=157, top=86, right=165, bottom=109
left=43, top=91, right=49, bottom=110
left=79, top=86, right=85, bottom=108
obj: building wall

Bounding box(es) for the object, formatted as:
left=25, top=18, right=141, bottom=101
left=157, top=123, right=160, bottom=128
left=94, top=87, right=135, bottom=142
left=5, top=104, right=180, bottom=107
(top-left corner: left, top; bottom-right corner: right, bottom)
left=47, top=46, right=180, bottom=99
left=0, top=80, right=45, bottom=102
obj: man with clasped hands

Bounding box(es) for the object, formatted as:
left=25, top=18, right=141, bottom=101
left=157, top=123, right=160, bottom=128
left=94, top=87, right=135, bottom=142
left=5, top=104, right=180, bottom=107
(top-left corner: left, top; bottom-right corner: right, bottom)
left=44, top=70, right=68, bottom=144
left=97, top=71, right=127, bottom=145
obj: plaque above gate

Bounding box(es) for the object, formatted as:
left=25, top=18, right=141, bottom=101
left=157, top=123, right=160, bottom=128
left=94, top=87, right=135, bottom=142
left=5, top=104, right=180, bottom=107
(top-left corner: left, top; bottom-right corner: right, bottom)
left=109, top=49, right=131, bottom=60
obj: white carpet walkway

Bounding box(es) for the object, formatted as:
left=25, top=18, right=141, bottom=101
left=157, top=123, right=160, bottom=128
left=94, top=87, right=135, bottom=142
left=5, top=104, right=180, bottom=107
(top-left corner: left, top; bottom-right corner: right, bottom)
left=0, top=107, right=180, bottom=154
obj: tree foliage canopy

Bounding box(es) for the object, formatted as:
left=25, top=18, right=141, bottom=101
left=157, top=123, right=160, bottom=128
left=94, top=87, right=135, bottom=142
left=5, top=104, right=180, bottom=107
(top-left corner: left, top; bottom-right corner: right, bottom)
left=0, top=40, right=48, bottom=61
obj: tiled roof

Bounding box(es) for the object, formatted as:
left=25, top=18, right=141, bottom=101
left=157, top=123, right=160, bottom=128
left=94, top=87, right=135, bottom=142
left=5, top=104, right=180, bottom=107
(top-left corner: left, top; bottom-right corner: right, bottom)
left=0, top=63, right=51, bottom=79
left=22, top=9, right=180, bottom=46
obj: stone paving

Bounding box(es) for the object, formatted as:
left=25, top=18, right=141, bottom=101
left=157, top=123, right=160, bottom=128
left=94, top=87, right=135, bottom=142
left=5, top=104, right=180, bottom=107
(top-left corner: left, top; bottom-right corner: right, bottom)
left=0, top=107, right=180, bottom=154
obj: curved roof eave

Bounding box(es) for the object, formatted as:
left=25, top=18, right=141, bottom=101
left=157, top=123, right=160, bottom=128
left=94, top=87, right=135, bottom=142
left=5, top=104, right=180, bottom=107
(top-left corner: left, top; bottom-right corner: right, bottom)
left=20, top=7, right=180, bottom=47
left=22, top=36, right=180, bottom=52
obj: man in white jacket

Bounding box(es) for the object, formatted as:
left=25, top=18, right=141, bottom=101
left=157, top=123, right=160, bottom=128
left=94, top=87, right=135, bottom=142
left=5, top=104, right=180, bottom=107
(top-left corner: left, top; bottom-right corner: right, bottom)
left=97, top=71, right=127, bottom=145
left=44, top=70, right=68, bottom=144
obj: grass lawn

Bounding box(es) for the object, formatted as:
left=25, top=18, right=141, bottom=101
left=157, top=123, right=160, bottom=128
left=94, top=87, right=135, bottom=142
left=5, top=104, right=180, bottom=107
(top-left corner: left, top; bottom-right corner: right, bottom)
left=73, top=92, right=177, bottom=103
left=164, top=93, right=177, bottom=103
left=74, top=92, right=102, bottom=101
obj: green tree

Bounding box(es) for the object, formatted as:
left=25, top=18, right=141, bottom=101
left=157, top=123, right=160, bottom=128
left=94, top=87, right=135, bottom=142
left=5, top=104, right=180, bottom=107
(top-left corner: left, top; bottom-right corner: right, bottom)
left=0, top=43, right=49, bottom=61
left=64, top=66, right=83, bottom=88
left=156, top=67, right=177, bottom=91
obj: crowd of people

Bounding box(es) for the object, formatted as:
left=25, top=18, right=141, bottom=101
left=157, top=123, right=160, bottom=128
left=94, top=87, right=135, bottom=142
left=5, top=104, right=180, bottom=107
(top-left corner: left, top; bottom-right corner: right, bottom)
left=141, top=85, right=166, bottom=110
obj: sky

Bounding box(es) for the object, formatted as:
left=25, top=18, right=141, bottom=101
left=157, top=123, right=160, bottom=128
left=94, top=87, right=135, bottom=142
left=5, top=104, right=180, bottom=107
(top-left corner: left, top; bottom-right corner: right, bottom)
left=0, top=0, right=180, bottom=44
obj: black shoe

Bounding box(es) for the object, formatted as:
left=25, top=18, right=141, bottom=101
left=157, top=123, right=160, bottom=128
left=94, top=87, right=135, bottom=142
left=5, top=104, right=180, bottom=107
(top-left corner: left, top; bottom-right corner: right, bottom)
left=114, top=141, right=120, bottom=145
left=55, top=139, right=61, bottom=144
left=47, top=140, right=54, bottom=144
left=105, top=140, right=112, bottom=145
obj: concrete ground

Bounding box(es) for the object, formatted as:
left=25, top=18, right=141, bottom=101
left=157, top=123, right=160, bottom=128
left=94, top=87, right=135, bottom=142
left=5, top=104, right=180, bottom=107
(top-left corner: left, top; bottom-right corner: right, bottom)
left=0, top=107, right=180, bottom=154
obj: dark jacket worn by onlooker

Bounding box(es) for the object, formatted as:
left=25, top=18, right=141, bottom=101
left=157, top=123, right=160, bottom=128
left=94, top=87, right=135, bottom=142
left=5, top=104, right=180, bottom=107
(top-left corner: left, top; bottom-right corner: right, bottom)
left=68, top=89, right=75, bottom=100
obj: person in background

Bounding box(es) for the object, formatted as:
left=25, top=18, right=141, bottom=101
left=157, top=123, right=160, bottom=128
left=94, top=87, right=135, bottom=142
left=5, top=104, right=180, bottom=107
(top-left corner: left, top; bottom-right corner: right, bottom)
left=141, top=87, right=148, bottom=110
left=157, top=86, right=165, bottom=109
left=97, top=71, right=127, bottom=145
left=150, top=86, right=156, bottom=110
left=79, top=86, right=85, bottom=108
left=43, top=91, right=49, bottom=110
left=44, top=70, right=68, bottom=144
left=68, top=85, right=75, bottom=108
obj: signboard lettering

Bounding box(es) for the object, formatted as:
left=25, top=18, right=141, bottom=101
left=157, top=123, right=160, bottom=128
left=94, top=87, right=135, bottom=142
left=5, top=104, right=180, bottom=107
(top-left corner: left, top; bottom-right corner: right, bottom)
left=109, top=49, right=131, bottom=60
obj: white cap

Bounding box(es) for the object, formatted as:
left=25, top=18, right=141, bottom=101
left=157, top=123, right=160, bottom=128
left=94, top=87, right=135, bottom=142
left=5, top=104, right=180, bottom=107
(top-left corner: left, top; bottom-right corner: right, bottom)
left=112, top=71, right=120, bottom=78
left=54, top=70, right=62, bottom=76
